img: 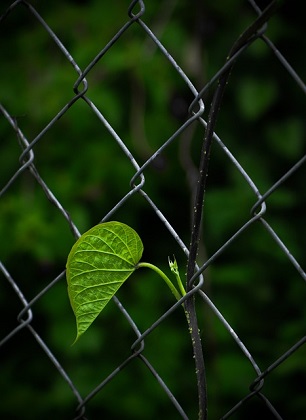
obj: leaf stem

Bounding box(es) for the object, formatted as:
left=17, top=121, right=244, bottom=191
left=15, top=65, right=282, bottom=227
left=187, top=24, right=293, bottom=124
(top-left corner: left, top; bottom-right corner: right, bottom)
left=137, top=262, right=182, bottom=301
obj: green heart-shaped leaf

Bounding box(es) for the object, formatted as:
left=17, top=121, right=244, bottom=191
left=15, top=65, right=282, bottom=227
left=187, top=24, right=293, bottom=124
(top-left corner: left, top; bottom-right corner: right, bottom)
left=66, top=221, right=143, bottom=343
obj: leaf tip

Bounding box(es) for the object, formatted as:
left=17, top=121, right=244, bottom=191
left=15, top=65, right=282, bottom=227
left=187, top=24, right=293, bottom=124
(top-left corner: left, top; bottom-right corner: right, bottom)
left=71, top=332, right=81, bottom=346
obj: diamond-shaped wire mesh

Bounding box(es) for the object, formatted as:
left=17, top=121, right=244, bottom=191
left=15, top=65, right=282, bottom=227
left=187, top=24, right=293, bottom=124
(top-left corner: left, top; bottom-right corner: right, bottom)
left=0, top=1, right=305, bottom=419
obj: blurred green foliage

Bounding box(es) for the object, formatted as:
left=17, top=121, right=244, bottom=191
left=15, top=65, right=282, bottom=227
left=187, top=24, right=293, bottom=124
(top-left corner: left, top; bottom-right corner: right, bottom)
left=0, top=0, right=305, bottom=419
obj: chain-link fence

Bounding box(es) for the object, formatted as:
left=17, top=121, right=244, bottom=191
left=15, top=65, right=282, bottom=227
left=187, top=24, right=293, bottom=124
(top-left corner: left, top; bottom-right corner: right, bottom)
left=1, top=0, right=305, bottom=419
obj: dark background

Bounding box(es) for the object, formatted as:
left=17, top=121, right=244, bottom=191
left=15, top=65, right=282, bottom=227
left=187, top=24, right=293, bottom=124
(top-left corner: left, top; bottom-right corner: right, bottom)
left=0, top=0, right=305, bottom=418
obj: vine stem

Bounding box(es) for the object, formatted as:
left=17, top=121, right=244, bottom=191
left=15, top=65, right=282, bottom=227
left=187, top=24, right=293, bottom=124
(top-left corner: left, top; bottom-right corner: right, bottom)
left=185, top=2, right=283, bottom=419
left=186, top=41, right=231, bottom=420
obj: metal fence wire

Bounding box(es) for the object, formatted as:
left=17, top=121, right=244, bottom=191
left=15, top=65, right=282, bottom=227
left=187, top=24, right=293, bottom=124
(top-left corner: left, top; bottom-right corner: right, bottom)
left=0, top=0, right=305, bottom=419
